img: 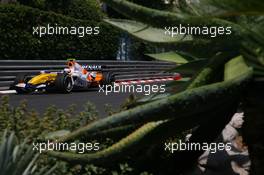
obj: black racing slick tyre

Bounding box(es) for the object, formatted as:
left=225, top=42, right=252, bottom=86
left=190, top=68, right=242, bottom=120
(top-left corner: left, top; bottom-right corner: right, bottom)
left=55, top=73, right=73, bottom=93
left=102, top=72, right=114, bottom=85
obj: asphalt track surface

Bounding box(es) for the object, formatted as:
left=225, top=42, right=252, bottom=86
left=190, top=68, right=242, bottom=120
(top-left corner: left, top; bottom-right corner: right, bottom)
left=1, top=89, right=138, bottom=117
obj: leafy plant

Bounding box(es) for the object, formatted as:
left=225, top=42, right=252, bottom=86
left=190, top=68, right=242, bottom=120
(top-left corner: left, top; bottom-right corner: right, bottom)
left=0, top=96, right=99, bottom=141
left=0, top=130, right=56, bottom=175
left=0, top=3, right=119, bottom=60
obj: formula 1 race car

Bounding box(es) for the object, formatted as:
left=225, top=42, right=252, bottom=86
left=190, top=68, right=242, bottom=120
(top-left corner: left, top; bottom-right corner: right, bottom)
left=10, top=59, right=114, bottom=94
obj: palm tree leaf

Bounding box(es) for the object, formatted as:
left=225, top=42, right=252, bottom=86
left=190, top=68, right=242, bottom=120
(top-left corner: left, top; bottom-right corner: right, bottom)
left=146, top=51, right=191, bottom=63
left=168, top=59, right=208, bottom=76
left=203, top=0, right=264, bottom=15
left=0, top=131, right=55, bottom=175
left=104, top=19, right=193, bottom=43
left=102, top=0, right=241, bottom=33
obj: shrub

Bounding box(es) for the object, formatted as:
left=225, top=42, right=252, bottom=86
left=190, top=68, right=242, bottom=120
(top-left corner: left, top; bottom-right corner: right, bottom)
left=0, top=130, right=56, bottom=175
left=45, top=0, right=103, bottom=21
left=17, top=0, right=103, bottom=21
left=0, top=95, right=154, bottom=175
left=0, top=4, right=119, bottom=60
left=0, top=95, right=98, bottom=140
left=17, top=0, right=46, bottom=9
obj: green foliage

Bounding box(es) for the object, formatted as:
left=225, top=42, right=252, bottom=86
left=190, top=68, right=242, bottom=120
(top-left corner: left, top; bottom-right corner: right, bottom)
left=48, top=121, right=164, bottom=163
left=104, top=19, right=192, bottom=44
left=0, top=130, right=56, bottom=175
left=104, top=104, right=115, bottom=116
left=102, top=0, right=239, bottom=30
left=45, top=0, right=103, bottom=21
left=18, top=0, right=103, bottom=21
left=17, top=0, right=46, bottom=9
left=186, top=53, right=231, bottom=89
left=111, top=163, right=133, bottom=175
left=48, top=160, right=150, bottom=175
left=204, top=0, right=264, bottom=14
left=49, top=57, right=252, bottom=165
left=0, top=96, right=98, bottom=141
left=146, top=51, right=189, bottom=64
left=98, top=1, right=264, bottom=173
left=0, top=97, right=148, bottom=174
left=102, top=0, right=264, bottom=65
left=0, top=96, right=159, bottom=175
left=129, top=0, right=170, bottom=10
left=132, top=55, right=220, bottom=107
left=168, top=59, right=208, bottom=76
left=0, top=4, right=119, bottom=59
left=44, top=0, right=72, bottom=13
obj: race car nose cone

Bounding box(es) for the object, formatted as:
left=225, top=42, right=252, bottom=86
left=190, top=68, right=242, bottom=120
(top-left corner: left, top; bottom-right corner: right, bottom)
left=16, top=83, right=26, bottom=88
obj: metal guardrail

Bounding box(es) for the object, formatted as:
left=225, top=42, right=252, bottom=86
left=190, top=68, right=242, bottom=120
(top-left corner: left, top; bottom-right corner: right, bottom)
left=0, top=60, right=176, bottom=90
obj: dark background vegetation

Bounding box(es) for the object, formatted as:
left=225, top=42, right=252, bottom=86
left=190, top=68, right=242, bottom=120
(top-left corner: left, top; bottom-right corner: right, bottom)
left=0, top=0, right=120, bottom=60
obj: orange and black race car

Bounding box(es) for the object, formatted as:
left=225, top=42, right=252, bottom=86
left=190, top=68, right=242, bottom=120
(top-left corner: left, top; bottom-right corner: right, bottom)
left=10, top=59, right=114, bottom=94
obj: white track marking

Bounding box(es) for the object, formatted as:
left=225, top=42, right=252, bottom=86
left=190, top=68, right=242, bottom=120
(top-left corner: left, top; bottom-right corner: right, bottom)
left=0, top=90, right=17, bottom=94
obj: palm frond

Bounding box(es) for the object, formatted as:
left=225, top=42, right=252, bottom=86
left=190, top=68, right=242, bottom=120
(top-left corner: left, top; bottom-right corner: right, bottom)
left=0, top=130, right=56, bottom=175
left=102, top=0, right=242, bottom=33
left=104, top=18, right=193, bottom=43
left=203, top=0, right=264, bottom=15
left=146, top=51, right=191, bottom=64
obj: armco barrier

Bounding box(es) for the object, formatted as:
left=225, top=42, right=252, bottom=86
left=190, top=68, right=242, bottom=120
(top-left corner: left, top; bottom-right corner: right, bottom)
left=0, top=60, right=176, bottom=90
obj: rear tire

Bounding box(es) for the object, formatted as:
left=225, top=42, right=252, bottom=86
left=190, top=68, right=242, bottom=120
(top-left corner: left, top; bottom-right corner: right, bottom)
left=54, top=73, right=73, bottom=93
left=102, top=72, right=114, bottom=85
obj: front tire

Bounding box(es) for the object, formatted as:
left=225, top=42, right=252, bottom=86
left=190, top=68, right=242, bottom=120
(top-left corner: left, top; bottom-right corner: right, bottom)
left=54, top=73, right=73, bottom=93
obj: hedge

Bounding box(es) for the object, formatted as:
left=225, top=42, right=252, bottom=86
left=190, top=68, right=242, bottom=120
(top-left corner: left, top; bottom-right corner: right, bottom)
left=0, top=4, right=120, bottom=60
left=45, top=0, right=104, bottom=21
left=18, top=0, right=104, bottom=21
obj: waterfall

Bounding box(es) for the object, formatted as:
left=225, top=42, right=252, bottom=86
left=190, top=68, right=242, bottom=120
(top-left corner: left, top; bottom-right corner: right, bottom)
left=116, top=33, right=131, bottom=60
